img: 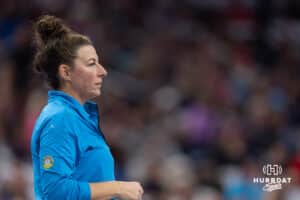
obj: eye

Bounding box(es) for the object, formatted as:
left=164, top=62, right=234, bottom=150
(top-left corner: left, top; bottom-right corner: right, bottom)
left=88, top=62, right=96, bottom=66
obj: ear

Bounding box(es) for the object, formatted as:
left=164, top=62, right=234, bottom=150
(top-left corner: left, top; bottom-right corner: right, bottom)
left=58, top=64, right=71, bottom=81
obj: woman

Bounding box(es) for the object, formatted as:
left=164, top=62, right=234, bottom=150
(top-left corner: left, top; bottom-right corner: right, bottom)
left=30, top=15, right=143, bottom=200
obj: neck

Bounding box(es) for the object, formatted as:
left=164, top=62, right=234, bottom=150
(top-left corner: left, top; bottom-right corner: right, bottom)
left=59, top=87, right=85, bottom=105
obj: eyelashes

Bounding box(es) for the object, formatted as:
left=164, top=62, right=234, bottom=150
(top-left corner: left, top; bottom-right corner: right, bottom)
left=88, top=63, right=96, bottom=66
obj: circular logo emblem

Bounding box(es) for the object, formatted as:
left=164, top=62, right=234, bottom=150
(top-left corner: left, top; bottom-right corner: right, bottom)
left=43, top=156, right=54, bottom=169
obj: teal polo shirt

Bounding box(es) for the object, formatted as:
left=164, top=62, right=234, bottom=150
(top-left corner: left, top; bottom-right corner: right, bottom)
left=31, top=90, right=115, bottom=199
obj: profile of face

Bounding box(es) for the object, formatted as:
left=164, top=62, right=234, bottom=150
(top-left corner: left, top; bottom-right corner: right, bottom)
left=60, top=45, right=108, bottom=103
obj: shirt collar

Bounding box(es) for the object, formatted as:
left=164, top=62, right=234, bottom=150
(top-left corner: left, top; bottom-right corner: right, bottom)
left=48, top=90, right=99, bottom=120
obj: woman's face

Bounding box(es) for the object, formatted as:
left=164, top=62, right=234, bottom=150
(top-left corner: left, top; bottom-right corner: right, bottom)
left=69, top=45, right=107, bottom=102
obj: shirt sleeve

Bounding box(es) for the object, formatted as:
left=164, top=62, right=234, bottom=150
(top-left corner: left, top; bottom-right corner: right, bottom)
left=39, top=113, right=91, bottom=200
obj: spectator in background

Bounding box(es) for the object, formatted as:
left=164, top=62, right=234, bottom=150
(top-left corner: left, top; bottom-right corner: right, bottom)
left=0, top=1, right=299, bottom=199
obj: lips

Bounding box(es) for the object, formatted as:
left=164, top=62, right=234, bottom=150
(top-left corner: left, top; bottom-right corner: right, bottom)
left=95, top=82, right=102, bottom=89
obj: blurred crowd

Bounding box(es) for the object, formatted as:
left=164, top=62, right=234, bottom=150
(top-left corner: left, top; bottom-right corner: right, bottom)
left=0, top=0, right=300, bottom=199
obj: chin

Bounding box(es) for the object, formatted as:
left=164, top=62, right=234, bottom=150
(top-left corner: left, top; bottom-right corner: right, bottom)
left=93, top=90, right=101, bottom=97
left=87, top=91, right=101, bottom=100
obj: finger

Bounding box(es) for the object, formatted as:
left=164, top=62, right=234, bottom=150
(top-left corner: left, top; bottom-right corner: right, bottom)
left=138, top=194, right=142, bottom=200
left=138, top=188, right=143, bottom=194
left=137, top=184, right=143, bottom=193
left=139, top=190, right=143, bottom=199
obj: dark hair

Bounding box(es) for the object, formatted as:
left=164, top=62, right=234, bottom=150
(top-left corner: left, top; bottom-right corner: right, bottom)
left=33, top=15, right=92, bottom=89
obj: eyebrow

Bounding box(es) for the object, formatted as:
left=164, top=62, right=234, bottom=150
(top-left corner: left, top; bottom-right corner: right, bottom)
left=76, top=56, right=99, bottom=63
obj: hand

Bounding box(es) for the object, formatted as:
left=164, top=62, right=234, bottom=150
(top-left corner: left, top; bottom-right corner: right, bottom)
left=116, top=181, right=144, bottom=200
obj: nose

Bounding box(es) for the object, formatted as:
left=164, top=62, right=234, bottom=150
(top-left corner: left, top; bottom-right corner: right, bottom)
left=97, top=63, right=108, bottom=77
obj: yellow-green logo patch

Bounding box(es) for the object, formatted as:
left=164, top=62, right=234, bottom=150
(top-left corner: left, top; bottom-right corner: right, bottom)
left=43, top=156, right=54, bottom=169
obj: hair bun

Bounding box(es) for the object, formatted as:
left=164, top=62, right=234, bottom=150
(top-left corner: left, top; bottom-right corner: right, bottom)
left=34, top=15, right=71, bottom=47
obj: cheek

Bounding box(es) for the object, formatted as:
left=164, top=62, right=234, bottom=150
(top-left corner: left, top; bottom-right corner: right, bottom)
left=74, top=70, right=95, bottom=88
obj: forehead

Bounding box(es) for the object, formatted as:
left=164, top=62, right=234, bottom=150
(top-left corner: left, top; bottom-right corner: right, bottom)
left=76, top=45, right=98, bottom=60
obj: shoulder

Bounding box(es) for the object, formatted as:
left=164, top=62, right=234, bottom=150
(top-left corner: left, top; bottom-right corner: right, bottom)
left=35, top=102, right=78, bottom=134
left=43, top=101, right=77, bottom=121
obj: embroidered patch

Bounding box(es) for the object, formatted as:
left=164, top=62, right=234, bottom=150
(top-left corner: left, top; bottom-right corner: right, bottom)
left=43, top=156, right=54, bottom=169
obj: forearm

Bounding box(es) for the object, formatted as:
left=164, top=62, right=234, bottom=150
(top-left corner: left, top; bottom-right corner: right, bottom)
left=89, top=181, right=120, bottom=200
left=40, top=172, right=90, bottom=200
